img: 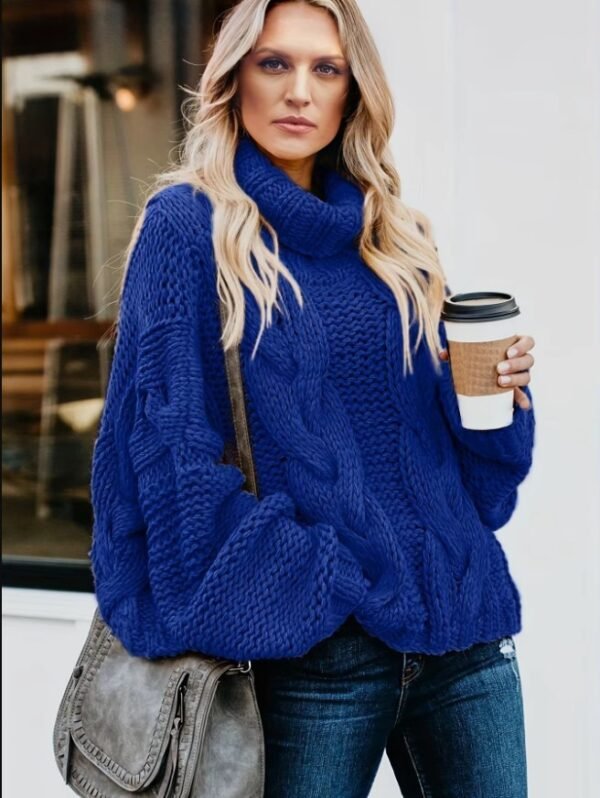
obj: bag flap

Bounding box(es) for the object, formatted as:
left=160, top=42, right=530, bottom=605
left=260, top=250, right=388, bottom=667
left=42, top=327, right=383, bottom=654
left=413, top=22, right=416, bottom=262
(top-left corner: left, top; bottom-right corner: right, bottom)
left=68, top=629, right=200, bottom=791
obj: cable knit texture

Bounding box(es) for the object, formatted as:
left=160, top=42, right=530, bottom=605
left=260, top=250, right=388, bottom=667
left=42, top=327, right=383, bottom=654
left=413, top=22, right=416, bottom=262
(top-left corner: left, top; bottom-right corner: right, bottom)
left=89, top=133, right=536, bottom=661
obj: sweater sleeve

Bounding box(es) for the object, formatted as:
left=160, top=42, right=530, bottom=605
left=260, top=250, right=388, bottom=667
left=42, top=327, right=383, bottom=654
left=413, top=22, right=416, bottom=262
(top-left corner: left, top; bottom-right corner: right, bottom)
left=89, top=203, right=370, bottom=662
left=436, top=318, right=536, bottom=532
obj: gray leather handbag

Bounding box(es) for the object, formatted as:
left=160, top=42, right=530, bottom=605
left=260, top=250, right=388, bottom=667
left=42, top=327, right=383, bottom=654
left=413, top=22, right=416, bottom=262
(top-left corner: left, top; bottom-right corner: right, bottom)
left=53, top=297, right=264, bottom=797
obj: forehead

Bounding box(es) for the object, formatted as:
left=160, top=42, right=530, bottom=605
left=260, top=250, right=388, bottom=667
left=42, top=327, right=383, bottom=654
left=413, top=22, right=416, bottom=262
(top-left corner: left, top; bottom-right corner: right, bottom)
left=257, top=3, right=344, bottom=53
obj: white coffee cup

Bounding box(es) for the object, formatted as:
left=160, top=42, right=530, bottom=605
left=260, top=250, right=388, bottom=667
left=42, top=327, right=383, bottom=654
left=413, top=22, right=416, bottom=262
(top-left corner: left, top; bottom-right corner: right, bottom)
left=441, top=292, right=521, bottom=430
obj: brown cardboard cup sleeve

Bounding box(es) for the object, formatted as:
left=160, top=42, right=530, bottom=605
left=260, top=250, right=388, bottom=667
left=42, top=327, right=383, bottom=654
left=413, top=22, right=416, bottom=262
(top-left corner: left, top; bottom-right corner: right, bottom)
left=447, top=335, right=519, bottom=396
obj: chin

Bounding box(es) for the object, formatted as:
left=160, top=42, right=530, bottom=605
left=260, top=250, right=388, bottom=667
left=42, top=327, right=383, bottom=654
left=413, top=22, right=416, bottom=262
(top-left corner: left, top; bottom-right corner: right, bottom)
left=253, top=133, right=325, bottom=162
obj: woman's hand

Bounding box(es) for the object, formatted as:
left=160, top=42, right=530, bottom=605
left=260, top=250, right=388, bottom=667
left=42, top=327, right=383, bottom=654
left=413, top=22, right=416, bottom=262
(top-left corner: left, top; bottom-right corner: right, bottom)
left=439, top=334, right=535, bottom=411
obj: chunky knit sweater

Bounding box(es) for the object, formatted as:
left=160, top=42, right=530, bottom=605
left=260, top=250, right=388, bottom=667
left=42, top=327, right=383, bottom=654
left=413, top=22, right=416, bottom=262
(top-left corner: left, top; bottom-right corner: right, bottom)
left=89, top=133, right=536, bottom=661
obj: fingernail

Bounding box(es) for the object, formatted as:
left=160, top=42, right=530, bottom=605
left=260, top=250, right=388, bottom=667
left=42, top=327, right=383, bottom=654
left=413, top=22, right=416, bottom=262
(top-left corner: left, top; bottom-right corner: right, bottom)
left=497, top=362, right=510, bottom=373
left=507, top=347, right=518, bottom=358
left=499, top=376, right=511, bottom=385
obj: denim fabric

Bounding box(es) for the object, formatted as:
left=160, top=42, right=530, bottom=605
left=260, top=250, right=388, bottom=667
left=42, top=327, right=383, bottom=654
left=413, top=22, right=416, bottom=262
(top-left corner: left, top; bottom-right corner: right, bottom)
left=253, top=615, right=527, bottom=797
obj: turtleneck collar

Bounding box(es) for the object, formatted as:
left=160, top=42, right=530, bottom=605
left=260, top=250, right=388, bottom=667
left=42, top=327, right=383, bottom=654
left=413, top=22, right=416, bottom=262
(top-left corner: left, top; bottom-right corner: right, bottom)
left=233, top=133, right=365, bottom=257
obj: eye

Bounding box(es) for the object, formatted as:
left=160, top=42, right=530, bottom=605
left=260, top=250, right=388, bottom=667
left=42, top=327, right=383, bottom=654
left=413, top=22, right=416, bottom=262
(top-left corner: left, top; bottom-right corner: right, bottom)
left=258, top=58, right=342, bottom=76
left=259, top=58, right=286, bottom=72
left=316, top=63, right=341, bottom=76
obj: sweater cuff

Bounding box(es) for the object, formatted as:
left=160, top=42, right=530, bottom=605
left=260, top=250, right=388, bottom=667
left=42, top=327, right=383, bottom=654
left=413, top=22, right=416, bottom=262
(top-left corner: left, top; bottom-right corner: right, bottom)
left=327, top=542, right=371, bottom=626
left=439, top=368, right=536, bottom=467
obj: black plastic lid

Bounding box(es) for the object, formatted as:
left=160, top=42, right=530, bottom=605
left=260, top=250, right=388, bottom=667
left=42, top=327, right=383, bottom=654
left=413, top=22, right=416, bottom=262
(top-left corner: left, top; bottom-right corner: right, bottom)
left=441, top=291, right=520, bottom=323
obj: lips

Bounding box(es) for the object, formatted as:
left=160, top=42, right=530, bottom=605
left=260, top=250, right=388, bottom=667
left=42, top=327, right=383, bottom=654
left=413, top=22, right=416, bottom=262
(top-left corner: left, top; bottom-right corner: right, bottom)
left=272, top=118, right=317, bottom=135
left=273, top=116, right=316, bottom=127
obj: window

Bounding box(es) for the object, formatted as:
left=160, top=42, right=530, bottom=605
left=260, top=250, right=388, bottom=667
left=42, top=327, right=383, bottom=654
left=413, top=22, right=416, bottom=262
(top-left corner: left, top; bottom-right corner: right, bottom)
left=2, top=0, right=235, bottom=591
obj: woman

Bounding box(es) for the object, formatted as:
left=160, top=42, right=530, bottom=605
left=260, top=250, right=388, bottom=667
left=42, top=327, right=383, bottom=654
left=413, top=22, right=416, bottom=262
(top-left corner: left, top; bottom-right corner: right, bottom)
left=90, top=0, right=536, bottom=795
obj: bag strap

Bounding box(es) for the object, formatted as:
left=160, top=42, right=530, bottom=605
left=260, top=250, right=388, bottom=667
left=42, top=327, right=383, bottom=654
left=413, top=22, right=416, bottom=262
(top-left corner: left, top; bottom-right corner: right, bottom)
left=218, top=297, right=259, bottom=497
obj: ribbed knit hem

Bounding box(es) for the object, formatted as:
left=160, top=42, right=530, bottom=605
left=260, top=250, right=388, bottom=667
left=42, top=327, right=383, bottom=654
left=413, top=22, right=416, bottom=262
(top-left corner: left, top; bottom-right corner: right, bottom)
left=439, top=372, right=535, bottom=467
left=452, top=397, right=535, bottom=466
left=327, top=542, right=371, bottom=627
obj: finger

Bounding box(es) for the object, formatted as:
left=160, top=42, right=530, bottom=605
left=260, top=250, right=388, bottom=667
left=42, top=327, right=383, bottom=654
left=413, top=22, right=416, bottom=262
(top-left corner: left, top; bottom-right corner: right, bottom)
left=497, top=353, right=534, bottom=375
left=514, top=387, right=532, bottom=410
left=498, top=369, right=531, bottom=388
left=439, top=348, right=449, bottom=360
left=506, top=334, right=536, bottom=358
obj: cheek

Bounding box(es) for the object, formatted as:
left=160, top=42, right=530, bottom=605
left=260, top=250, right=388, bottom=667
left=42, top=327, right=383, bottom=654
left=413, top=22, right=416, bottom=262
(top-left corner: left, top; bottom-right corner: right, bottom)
left=317, top=85, right=348, bottom=128
left=239, top=76, right=277, bottom=117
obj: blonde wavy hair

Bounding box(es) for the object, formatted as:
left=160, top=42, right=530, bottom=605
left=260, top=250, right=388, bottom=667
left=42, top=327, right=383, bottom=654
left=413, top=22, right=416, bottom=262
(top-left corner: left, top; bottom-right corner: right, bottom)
left=117, top=0, right=447, bottom=376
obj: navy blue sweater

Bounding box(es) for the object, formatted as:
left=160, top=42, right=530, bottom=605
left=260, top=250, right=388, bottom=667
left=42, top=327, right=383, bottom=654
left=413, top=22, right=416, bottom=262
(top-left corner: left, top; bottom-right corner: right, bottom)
left=89, top=133, right=536, bottom=660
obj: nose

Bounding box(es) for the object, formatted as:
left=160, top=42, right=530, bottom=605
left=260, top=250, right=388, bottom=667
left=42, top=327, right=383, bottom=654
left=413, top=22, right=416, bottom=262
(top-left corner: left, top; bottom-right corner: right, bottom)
left=284, top=67, right=311, bottom=107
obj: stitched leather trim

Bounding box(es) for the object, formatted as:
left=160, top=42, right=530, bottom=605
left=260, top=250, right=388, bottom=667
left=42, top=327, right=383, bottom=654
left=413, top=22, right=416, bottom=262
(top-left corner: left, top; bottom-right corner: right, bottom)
left=60, top=612, right=234, bottom=792
left=69, top=637, right=187, bottom=789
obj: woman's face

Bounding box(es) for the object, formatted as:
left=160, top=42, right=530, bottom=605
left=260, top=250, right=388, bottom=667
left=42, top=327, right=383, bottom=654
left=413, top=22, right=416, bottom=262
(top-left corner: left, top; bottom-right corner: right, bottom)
left=237, top=2, right=351, bottom=182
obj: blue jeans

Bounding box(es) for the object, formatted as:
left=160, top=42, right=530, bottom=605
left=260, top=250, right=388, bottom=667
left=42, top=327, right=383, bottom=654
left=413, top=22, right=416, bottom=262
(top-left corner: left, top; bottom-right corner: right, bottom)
left=252, top=615, right=527, bottom=797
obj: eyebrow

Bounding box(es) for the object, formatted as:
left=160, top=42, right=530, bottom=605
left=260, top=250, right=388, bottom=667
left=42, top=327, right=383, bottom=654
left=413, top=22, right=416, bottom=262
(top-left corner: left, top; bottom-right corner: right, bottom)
left=253, top=46, right=347, bottom=62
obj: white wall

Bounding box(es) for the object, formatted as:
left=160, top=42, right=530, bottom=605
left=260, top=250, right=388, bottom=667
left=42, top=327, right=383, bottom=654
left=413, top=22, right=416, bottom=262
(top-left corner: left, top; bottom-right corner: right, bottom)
left=3, top=1, right=599, bottom=796
left=2, top=590, right=97, bottom=797
left=361, top=0, right=600, bottom=795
